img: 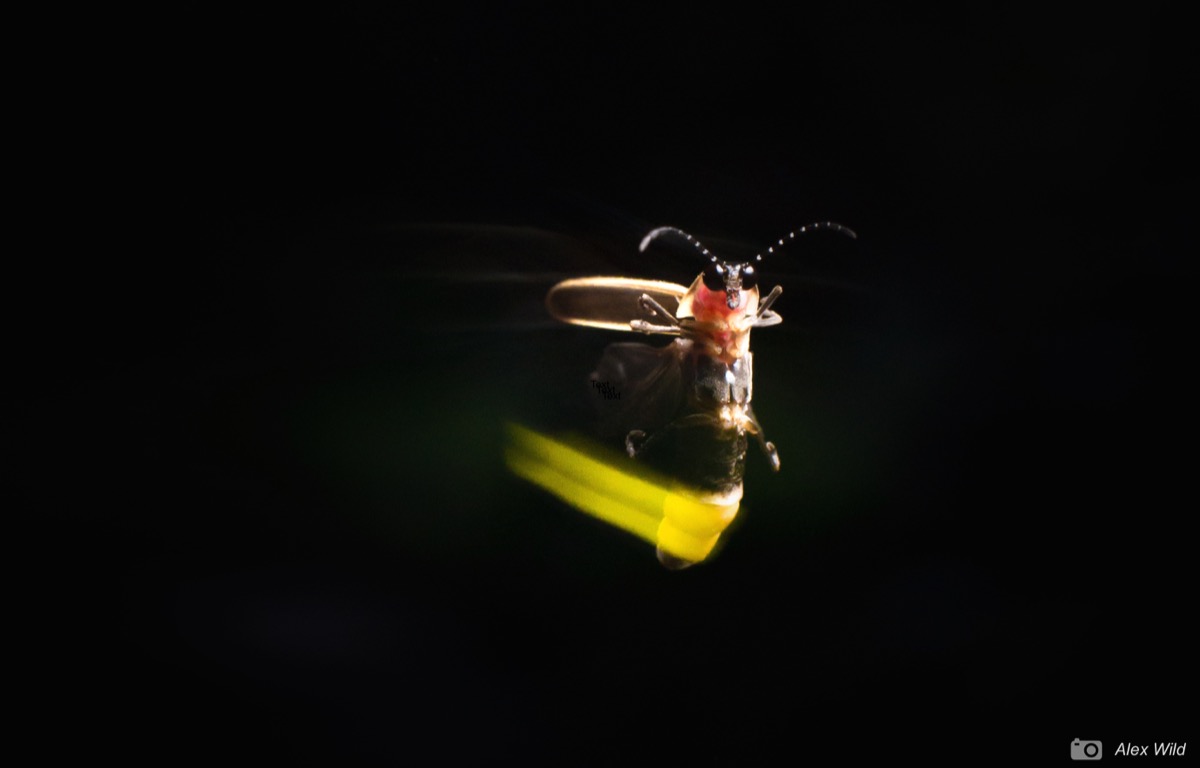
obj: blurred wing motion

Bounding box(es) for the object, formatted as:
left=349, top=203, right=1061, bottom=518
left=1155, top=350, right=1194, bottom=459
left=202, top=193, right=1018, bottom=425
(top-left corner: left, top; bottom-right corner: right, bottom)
left=505, top=423, right=741, bottom=566
left=545, top=277, right=687, bottom=332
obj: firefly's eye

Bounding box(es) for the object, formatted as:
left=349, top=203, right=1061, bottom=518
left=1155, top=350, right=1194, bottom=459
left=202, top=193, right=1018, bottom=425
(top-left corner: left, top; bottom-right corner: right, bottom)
left=741, top=264, right=758, bottom=289
left=702, top=262, right=726, bottom=292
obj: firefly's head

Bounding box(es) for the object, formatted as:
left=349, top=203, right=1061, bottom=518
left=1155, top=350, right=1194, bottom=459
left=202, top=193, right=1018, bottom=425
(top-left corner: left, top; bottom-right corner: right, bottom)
left=702, top=260, right=758, bottom=310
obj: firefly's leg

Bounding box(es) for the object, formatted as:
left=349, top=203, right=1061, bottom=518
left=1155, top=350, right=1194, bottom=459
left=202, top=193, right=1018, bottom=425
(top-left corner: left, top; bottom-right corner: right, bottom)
left=630, top=320, right=683, bottom=335
left=752, top=285, right=783, bottom=327
left=625, top=413, right=721, bottom=459
left=743, top=406, right=781, bottom=471
left=630, top=294, right=684, bottom=335
left=758, top=285, right=782, bottom=315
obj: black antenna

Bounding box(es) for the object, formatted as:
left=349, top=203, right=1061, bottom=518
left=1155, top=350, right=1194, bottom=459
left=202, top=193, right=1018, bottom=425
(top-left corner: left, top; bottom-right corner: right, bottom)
left=639, top=226, right=718, bottom=263
left=754, top=221, right=857, bottom=263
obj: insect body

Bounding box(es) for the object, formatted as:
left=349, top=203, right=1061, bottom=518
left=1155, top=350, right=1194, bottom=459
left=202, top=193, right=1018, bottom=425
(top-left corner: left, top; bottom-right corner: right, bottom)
left=544, top=222, right=855, bottom=568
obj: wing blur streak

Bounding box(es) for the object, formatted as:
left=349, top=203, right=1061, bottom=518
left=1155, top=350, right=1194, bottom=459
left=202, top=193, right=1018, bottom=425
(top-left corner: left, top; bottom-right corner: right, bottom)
left=545, top=277, right=688, bottom=332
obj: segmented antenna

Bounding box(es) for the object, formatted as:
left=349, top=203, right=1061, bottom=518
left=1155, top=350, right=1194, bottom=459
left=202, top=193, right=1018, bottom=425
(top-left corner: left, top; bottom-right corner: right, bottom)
left=639, top=226, right=718, bottom=262
left=754, top=221, right=857, bottom=262
left=642, top=222, right=857, bottom=264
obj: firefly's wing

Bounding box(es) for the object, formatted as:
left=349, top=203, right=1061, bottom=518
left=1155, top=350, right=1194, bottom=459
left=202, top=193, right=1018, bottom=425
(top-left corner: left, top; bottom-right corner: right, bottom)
left=546, top=277, right=688, bottom=332
left=591, top=341, right=687, bottom=441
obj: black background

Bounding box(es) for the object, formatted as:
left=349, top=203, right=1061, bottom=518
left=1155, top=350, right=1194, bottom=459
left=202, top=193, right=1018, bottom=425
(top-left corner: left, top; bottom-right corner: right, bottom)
left=29, top=5, right=1192, bottom=763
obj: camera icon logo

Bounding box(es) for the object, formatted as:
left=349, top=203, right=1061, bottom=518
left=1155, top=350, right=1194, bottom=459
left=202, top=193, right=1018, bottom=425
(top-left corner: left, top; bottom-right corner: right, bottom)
left=1071, top=739, right=1102, bottom=760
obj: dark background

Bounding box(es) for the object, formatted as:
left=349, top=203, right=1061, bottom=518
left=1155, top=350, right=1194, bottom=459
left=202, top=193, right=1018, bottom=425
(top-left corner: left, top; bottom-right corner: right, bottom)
left=30, top=5, right=1191, bottom=762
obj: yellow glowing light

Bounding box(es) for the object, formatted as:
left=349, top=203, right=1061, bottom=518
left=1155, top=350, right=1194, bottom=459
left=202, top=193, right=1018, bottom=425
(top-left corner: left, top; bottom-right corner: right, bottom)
left=504, top=424, right=741, bottom=565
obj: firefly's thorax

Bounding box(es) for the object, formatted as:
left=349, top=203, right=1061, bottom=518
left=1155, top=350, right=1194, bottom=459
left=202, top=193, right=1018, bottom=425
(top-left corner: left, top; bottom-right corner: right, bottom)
left=675, top=263, right=762, bottom=361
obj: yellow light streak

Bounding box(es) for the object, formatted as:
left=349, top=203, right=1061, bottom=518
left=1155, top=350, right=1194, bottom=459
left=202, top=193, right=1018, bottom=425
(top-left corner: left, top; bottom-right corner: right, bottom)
left=505, top=424, right=740, bottom=565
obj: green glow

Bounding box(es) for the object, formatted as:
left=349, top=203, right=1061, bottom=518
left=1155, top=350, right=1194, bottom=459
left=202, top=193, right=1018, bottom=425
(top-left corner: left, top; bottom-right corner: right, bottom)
left=505, top=424, right=740, bottom=564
